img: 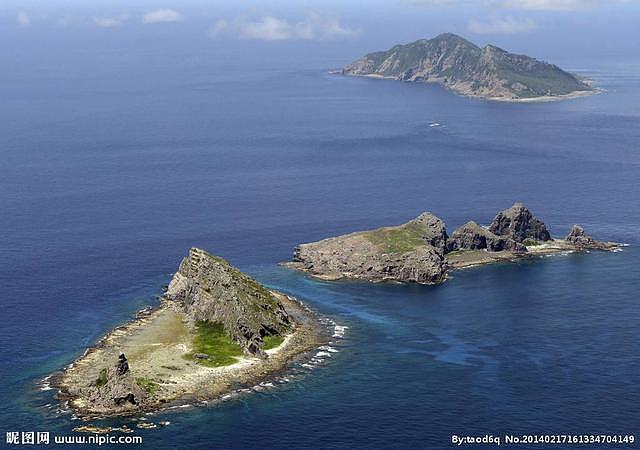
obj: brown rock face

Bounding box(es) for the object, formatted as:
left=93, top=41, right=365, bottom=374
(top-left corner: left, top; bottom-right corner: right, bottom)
left=488, top=203, right=551, bottom=243
left=409, top=212, right=449, bottom=252
left=291, top=212, right=448, bottom=284
left=116, top=353, right=129, bottom=375
left=446, top=221, right=526, bottom=253
left=378, top=246, right=447, bottom=284
left=565, top=224, right=614, bottom=250
left=288, top=205, right=619, bottom=285
left=84, top=354, right=146, bottom=411
left=566, top=225, right=589, bottom=244
left=165, top=248, right=292, bottom=356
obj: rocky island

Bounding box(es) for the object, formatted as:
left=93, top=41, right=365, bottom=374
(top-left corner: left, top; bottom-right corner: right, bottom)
left=341, top=33, right=595, bottom=102
left=285, top=203, right=620, bottom=284
left=54, top=248, right=324, bottom=418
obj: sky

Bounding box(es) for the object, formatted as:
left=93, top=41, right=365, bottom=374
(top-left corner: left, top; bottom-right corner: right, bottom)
left=1, top=0, right=639, bottom=67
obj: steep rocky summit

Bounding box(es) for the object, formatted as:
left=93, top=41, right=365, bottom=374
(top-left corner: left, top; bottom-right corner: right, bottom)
left=446, top=220, right=526, bottom=253
left=166, top=248, right=292, bottom=356
left=287, top=203, right=619, bottom=284
left=341, top=33, right=593, bottom=101
left=488, top=203, right=551, bottom=243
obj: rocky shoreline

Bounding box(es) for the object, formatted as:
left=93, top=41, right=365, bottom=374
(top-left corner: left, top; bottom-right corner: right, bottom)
left=52, top=249, right=329, bottom=419
left=486, top=88, right=600, bottom=103
left=343, top=72, right=601, bottom=103
left=52, top=209, right=621, bottom=419
left=285, top=203, right=621, bottom=284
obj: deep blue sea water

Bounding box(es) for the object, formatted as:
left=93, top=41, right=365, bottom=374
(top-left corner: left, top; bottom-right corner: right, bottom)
left=1, top=44, right=639, bottom=449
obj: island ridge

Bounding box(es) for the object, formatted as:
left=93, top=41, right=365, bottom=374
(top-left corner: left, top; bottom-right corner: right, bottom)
left=285, top=203, right=620, bottom=284
left=341, top=33, right=595, bottom=102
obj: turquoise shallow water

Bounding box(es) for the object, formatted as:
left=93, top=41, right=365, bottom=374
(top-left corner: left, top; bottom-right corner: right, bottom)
left=0, top=44, right=639, bottom=448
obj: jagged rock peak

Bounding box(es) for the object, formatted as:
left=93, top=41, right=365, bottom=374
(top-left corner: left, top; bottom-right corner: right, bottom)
left=87, top=354, right=146, bottom=410
left=567, top=224, right=586, bottom=238
left=566, top=225, right=596, bottom=247
left=446, top=221, right=490, bottom=251
left=488, top=203, right=551, bottom=243
left=446, top=220, right=526, bottom=253
left=166, top=248, right=292, bottom=356
left=116, top=353, right=129, bottom=376
left=407, top=212, right=449, bottom=252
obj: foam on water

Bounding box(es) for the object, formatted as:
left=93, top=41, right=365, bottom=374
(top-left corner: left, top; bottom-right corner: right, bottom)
left=39, top=376, right=52, bottom=391
left=318, top=345, right=339, bottom=353
left=332, top=324, right=348, bottom=338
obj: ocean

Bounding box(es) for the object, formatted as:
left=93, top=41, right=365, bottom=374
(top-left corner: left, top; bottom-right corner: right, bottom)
left=1, top=41, right=639, bottom=449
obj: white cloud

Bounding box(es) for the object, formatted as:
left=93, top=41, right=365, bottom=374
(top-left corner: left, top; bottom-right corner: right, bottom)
left=93, top=14, right=127, bottom=28
left=499, top=0, right=601, bottom=9
left=408, top=0, right=474, bottom=5
left=142, top=9, right=183, bottom=24
left=410, top=0, right=626, bottom=10
left=17, top=11, right=31, bottom=27
left=209, top=13, right=360, bottom=41
left=467, top=16, right=536, bottom=34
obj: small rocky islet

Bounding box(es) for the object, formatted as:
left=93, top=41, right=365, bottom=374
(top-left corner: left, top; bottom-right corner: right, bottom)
left=285, top=203, right=620, bottom=284
left=54, top=248, right=325, bottom=419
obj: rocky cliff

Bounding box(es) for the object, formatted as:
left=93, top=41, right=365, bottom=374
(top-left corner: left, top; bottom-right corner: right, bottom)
left=446, top=220, right=526, bottom=253
left=488, top=202, right=551, bottom=242
left=77, top=354, right=148, bottom=413
left=342, top=33, right=593, bottom=100
left=287, top=203, right=618, bottom=284
left=290, top=212, right=448, bottom=284
left=166, top=248, right=292, bottom=356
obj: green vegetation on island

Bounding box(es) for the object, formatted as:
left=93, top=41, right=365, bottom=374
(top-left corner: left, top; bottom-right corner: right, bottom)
left=341, top=33, right=594, bottom=101
left=168, top=248, right=292, bottom=356
left=364, top=221, right=429, bottom=254
left=135, top=377, right=159, bottom=395
left=288, top=203, right=619, bottom=284
left=263, top=335, right=285, bottom=350
left=187, top=321, right=244, bottom=367
left=95, top=368, right=108, bottom=388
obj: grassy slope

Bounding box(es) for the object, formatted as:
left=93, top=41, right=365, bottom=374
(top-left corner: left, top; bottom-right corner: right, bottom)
left=263, top=335, right=285, bottom=350
left=95, top=368, right=108, bottom=388
left=187, top=321, right=244, bottom=367
left=136, top=377, right=159, bottom=395
left=363, top=222, right=426, bottom=254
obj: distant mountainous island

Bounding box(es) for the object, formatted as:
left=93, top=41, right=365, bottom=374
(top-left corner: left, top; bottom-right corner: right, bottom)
left=341, top=33, right=596, bottom=102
